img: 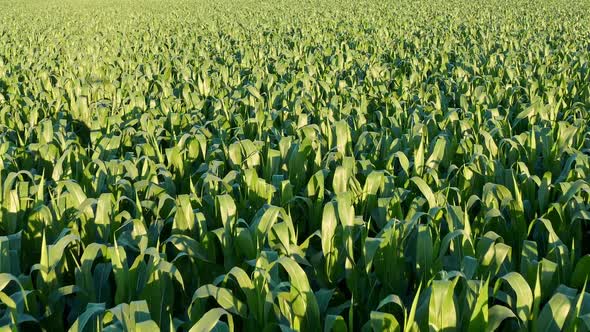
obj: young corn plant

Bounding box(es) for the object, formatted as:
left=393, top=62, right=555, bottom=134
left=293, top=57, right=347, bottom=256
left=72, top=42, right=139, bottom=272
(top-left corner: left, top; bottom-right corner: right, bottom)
left=0, top=0, right=589, bottom=331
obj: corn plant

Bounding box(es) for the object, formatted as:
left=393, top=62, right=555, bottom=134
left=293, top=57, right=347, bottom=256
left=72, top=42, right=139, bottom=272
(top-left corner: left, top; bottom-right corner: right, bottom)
left=0, top=0, right=590, bottom=331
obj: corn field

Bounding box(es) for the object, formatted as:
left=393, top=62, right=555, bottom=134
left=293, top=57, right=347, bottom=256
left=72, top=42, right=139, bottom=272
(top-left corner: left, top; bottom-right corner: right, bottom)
left=1, top=0, right=590, bottom=331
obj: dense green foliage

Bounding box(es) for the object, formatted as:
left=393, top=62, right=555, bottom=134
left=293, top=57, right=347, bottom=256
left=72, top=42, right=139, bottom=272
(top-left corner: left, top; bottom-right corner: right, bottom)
left=1, top=0, right=590, bottom=330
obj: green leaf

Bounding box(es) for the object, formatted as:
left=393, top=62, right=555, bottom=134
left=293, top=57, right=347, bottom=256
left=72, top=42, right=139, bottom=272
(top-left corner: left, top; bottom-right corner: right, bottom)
left=571, top=255, right=590, bottom=289
left=370, top=311, right=400, bottom=332
left=69, top=303, right=105, bottom=332
left=191, top=284, right=248, bottom=317
left=272, top=257, right=320, bottom=331
left=486, top=305, right=516, bottom=332
left=324, top=315, right=347, bottom=332
left=428, top=279, right=458, bottom=332
left=536, top=292, right=572, bottom=332
left=189, top=308, right=234, bottom=332
left=496, top=272, right=532, bottom=324
left=469, top=278, right=489, bottom=331
left=411, top=177, right=437, bottom=209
